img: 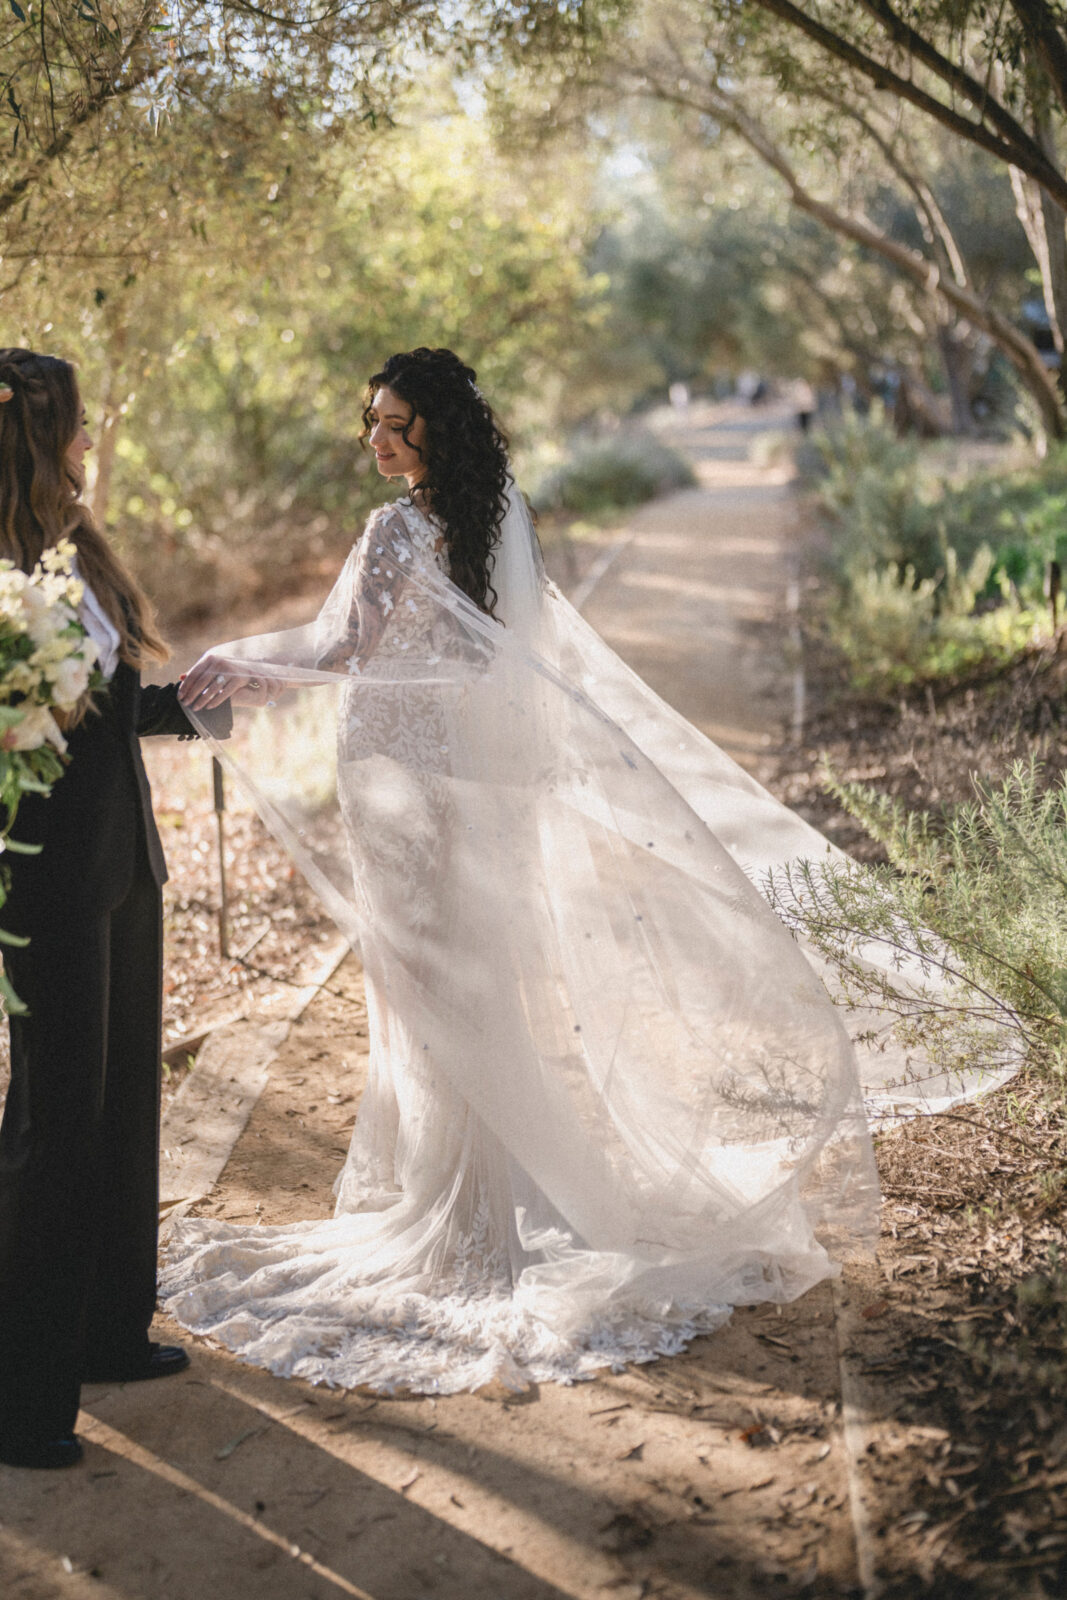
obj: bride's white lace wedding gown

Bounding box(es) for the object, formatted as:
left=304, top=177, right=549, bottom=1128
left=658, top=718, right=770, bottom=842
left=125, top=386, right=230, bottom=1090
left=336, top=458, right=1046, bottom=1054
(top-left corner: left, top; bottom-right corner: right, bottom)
left=159, top=488, right=979, bottom=1394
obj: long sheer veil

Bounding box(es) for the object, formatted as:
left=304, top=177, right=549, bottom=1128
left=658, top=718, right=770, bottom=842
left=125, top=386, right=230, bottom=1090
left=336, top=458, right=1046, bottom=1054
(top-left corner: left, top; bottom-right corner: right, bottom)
left=158, top=483, right=987, bottom=1391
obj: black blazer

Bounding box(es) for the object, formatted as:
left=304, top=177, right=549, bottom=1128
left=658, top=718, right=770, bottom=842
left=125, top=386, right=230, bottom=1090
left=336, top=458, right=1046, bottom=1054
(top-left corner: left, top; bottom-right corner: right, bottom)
left=4, top=662, right=231, bottom=925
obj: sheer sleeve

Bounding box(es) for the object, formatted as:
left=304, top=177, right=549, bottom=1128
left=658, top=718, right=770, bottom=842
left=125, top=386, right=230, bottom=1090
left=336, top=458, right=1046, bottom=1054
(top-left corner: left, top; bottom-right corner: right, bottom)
left=315, top=506, right=414, bottom=674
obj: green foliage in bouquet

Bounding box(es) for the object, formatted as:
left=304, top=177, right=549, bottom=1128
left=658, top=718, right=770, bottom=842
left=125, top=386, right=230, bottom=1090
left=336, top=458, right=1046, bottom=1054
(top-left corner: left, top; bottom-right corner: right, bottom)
left=765, top=760, right=1067, bottom=1085
left=0, top=543, right=102, bottom=1014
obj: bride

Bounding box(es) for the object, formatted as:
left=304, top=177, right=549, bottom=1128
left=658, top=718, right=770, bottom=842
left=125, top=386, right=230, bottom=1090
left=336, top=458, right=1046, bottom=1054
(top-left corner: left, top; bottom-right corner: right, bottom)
left=163, top=346, right=883, bottom=1395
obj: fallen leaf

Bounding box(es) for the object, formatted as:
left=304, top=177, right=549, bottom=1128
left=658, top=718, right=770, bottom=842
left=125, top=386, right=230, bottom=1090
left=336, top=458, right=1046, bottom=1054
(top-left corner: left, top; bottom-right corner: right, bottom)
left=861, top=1299, right=890, bottom=1320
left=215, top=1425, right=265, bottom=1460
left=598, top=1511, right=655, bottom=1553
left=740, top=1424, right=779, bottom=1449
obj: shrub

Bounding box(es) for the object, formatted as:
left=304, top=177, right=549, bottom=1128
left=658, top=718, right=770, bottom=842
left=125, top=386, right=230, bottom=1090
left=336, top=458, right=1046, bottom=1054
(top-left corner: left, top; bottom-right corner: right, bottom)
left=828, top=547, right=1042, bottom=692
left=531, top=429, right=695, bottom=516
left=806, top=410, right=1067, bottom=690
left=767, top=760, right=1067, bottom=1082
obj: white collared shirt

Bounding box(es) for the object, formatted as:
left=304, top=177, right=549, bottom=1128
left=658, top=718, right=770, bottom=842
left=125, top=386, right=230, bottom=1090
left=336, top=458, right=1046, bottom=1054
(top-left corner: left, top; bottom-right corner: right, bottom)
left=70, top=554, right=121, bottom=681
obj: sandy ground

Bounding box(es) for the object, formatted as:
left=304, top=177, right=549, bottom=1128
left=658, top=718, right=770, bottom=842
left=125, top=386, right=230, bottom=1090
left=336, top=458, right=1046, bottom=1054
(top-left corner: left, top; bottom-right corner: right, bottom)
left=580, top=402, right=797, bottom=774
left=0, top=401, right=873, bottom=1600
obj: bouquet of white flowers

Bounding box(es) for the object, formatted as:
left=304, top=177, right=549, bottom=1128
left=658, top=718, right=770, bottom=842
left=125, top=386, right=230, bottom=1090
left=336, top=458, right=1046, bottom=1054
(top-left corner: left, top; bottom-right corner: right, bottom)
left=0, top=539, right=102, bottom=1012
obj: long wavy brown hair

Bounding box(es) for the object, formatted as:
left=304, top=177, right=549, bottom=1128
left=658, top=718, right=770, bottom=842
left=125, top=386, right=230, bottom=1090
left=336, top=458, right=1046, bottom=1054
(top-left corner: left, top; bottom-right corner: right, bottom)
left=0, top=348, right=168, bottom=676
left=361, top=348, right=510, bottom=615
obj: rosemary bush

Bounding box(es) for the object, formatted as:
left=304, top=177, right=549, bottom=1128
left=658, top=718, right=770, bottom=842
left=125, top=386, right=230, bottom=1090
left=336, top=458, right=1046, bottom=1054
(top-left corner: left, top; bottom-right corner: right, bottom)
left=766, top=760, right=1067, bottom=1082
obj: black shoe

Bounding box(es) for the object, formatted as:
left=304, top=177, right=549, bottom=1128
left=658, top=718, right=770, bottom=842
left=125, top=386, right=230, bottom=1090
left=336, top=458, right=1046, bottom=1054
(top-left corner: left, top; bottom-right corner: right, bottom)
left=0, top=1432, right=83, bottom=1470
left=83, top=1342, right=190, bottom=1384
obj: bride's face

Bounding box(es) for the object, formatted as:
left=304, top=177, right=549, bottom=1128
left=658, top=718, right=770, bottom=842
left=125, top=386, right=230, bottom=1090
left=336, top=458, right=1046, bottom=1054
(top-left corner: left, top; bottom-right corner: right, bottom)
left=368, top=386, right=427, bottom=487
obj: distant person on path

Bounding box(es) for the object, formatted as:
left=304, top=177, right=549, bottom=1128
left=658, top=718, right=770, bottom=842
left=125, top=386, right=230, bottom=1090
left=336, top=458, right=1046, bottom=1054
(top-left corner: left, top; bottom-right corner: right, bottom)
left=0, top=350, right=231, bottom=1471
left=668, top=381, right=690, bottom=418
left=793, top=378, right=816, bottom=433
left=736, top=369, right=763, bottom=404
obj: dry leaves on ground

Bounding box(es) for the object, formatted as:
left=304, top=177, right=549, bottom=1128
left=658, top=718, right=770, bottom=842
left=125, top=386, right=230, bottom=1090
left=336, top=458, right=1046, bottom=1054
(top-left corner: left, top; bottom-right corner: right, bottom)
left=775, top=536, right=1067, bottom=1596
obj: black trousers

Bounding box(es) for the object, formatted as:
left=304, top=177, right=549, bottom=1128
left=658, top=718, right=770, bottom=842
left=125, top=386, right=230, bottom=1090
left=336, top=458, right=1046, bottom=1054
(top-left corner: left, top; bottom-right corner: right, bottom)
left=0, top=863, right=163, bottom=1440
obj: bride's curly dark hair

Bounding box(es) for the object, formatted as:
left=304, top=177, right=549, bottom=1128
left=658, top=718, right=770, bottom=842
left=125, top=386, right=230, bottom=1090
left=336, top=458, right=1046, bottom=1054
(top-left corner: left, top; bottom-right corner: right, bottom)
left=362, top=348, right=510, bottom=615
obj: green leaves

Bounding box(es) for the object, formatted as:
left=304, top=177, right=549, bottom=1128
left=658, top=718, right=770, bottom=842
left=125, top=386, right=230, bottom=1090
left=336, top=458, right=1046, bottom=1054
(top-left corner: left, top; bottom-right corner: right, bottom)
left=770, top=757, right=1067, bottom=1079
left=0, top=970, right=27, bottom=1016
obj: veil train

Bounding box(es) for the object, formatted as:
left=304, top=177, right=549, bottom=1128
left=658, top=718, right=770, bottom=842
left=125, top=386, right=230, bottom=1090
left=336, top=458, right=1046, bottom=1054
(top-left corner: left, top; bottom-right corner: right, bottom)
left=159, top=486, right=1005, bottom=1393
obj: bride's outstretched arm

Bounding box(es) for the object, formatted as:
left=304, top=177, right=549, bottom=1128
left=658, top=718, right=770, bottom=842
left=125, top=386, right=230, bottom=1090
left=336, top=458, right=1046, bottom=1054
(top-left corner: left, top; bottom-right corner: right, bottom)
left=180, top=506, right=412, bottom=709
left=313, top=507, right=410, bottom=672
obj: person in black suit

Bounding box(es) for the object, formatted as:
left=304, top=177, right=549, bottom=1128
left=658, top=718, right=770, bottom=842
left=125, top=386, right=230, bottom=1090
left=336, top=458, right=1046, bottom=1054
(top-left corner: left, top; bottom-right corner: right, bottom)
left=0, top=348, right=234, bottom=1470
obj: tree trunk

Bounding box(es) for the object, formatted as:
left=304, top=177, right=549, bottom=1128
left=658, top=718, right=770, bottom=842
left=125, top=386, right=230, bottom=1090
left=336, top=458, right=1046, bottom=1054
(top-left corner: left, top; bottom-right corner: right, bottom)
left=691, top=86, right=1067, bottom=439
left=936, top=324, right=977, bottom=436
left=1006, top=72, right=1067, bottom=365
left=90, top=324, right=129, bottom=529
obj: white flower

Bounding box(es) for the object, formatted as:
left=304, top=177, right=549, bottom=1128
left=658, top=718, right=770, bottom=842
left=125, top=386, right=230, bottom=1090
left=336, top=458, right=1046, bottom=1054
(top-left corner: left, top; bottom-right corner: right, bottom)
left=0, top=562, right=28, bottom=596
left=40, top=539, right=77, bottom=576
left=0, top=546, right=94, bottom=755
left=2, top=705, right=67, bottom=754
left=20, top=581, right=76, bottom=647
left=49, top=649, right=95, bottom=708
left=1, top=661, right=43, bottom=698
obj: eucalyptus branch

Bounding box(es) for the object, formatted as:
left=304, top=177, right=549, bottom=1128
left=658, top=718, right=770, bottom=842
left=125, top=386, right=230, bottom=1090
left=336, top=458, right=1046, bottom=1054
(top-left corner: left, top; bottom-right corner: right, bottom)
left=220, top=0, right=352, bottom=28
left=38, top=2, right=57, bottom=146
left=0, top=0, right=167, bottom=218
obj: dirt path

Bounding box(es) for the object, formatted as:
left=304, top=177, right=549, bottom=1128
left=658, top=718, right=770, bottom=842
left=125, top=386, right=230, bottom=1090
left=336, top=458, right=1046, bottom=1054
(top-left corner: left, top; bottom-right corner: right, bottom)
left=579, top=400, right=798, bottom=777
left=1, top=403, right=875, bottom=1600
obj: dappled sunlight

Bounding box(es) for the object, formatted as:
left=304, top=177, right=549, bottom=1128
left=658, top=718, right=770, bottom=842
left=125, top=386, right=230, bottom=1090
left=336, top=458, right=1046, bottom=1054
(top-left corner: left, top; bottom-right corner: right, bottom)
left=616, top=567, right=779, bottom=612
left=7, top=0, right=1066, bottom=1588
left=3, top=1291, right=849, bottom=1600
left=693, top=459, right=794, bottom=491
left=72, top=1418, right=375, bottom=1600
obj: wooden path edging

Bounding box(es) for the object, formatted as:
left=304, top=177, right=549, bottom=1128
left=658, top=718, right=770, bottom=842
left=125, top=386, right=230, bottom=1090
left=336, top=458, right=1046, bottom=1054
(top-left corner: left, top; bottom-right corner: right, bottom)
left=158, top=935, right=350, bottom=1225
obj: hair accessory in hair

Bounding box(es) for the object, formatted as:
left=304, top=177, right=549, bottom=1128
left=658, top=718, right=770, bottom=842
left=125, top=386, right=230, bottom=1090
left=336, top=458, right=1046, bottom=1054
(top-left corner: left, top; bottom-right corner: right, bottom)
left=0, top=385, right=13, bottom=404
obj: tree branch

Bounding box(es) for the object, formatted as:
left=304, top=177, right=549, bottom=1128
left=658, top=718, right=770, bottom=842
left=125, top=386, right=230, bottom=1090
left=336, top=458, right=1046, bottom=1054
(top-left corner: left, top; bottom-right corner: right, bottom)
left=0, top=7, right=164, bottom=224
left=614, top=60, right=1067, bottom=436
left=746, top=0, right=1067, bottom=213
left=1010, top=0, right=1067, bottom=118
left=808, top=84, right=973, bottom=289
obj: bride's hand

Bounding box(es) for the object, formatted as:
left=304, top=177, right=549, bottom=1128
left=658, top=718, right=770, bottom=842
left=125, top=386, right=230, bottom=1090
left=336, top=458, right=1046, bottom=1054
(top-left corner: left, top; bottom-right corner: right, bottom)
left=179, top=652, right=278, bottom=710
